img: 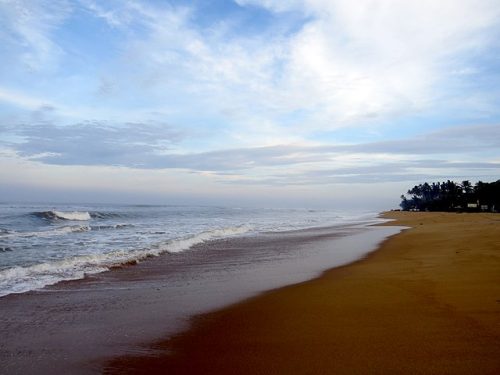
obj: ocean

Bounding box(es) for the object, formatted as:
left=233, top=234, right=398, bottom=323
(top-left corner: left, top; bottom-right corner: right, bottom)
left=0, top=203, right=381, bottom=298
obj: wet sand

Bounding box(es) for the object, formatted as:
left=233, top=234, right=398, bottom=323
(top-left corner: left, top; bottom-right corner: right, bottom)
left=105, top=212, right=500, bottom=374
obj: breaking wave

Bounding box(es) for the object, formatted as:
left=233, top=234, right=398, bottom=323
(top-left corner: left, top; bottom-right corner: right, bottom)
left=33, top=211, right=92, bottom=221
left=31, top=210, right=124, bottom=221
left=0, top=225, right=252, bottom=297
left=157, top=226, right=251, bottom=253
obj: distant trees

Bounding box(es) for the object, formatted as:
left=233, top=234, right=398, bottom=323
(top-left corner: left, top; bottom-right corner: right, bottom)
left=400, top=180, right=500, bottom=212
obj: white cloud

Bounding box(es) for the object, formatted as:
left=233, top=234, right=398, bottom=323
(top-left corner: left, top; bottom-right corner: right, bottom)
left=79, top=0, right=126, bottom=28
left=235, top=0, right=303, bottom=13
left=92, top=0, right=500, bottom=140
left=3, top=0, right=499, bottom=142
left=0, top=0, right=71, bottom=70
left=0, top=87, right=52, bottom=110
left=274, top=0, right=500, bottom=127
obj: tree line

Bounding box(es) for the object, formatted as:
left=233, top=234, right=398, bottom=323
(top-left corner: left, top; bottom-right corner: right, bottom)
left=400, top=179, right=500, bottom=212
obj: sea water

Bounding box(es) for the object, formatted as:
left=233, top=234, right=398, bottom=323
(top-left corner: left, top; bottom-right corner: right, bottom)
left=0, top=203, right=380, bottom=297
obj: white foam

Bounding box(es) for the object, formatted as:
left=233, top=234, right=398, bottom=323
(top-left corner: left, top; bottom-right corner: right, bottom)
left=52, top=211, right=91, bottom=221
left=0, top=225, right=252, bottom=297
left=159, top=225, right=252, bottom=253
left=1, top=225, right=91, bottom=239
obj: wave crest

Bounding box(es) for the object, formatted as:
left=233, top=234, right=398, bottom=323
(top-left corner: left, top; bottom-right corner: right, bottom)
left=33, top=211, right=91, bottom=221
left=159, top=225, right=251, bottom=253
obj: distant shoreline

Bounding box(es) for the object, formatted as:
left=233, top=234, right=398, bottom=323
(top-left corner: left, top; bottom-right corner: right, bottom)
left=105, top=211, right=500, bottom=374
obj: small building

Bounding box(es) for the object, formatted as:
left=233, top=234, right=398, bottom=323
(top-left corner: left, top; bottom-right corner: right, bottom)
left=467, top=203, right=478, bottom=208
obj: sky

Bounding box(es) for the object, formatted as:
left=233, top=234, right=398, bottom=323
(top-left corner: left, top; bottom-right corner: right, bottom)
left=0, top=0, right=499, bottom=209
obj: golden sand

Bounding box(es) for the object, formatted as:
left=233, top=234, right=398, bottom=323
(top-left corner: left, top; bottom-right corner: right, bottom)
left=106, top=212, right=500, bottom=374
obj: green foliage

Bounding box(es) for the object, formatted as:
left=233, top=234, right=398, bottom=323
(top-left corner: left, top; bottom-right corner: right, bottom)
left=399, top=179, right=500, bottom=212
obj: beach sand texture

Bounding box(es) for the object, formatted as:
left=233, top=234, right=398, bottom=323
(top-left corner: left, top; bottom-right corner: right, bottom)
left=106, top=212, right=500, bottom=374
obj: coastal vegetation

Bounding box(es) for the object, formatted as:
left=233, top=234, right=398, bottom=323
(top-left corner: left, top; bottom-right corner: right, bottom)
left=399, top=179, right=500, bottom=212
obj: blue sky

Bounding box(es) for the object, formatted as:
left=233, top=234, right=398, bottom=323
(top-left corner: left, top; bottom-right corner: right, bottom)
left=1, top=0, right=499, bottom=209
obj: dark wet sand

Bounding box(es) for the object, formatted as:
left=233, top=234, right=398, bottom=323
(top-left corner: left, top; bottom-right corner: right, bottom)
left=0, top=224, right=398, bottom=374
left=105, top=212, right=500, bottom=375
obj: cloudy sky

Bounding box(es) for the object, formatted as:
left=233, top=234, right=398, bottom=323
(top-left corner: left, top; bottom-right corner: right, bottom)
left=0, top=0, right=499, bottom=209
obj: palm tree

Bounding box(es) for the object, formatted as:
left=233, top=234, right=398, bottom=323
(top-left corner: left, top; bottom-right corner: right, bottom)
left=461, top=180, right=473, bottom=195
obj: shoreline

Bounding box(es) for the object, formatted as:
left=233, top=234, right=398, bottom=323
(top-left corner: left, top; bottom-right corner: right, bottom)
left=105, top=212, right=500, bottom=374
left=0, top=219, right=397, bottom=374
left=0, top=214, right=383, bottom=299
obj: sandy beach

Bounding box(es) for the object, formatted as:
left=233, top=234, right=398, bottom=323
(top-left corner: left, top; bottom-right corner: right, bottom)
left=105, top=212, right=500, bottom=374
